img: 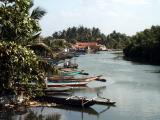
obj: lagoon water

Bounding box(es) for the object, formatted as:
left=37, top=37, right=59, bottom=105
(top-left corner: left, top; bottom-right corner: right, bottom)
left=2, top=51, right=160, bottom=120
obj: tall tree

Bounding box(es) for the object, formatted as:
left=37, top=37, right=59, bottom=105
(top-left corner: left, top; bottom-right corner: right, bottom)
left=0, top=42, right=45, bottom=98
left=52, top=26, right=106, bottom=43
left=123, top=25, right=160, bottom=64
left=106, top=31, right=130, bottom=49
left=0, top=0, right=46, bottom=44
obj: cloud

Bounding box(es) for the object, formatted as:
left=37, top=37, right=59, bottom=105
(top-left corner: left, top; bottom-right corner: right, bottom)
left=35, top=0, right=160, bottom=37
left=95, top=0, right=109, bottom=10
left=111, top=0, right=151, bottom=5
left=108, top=11, right=119, bottom=17
left=107, top=9, right=141, bottom=21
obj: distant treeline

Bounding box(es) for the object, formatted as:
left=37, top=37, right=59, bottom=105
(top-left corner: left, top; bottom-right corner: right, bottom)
left=52, top=26, right=105, bottom=43
left=48, top=26, right=130, bottom=49
left=105, top=31, right=130, bottom=49
left=45, top=25, right=160, bottom=64
left=124, top=25, right=160, bottom=64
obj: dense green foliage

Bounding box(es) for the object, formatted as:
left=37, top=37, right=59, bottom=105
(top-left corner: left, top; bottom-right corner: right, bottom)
left=51, top=26, right=129, bottom=49
left=124, top=26, right=160, bottom=64
left=106, top=31, right=130, bottom=49
left=0, top=0, right=46, bottom=98
left=0, top=42, right=45, bottom=97
left=52, top=26, right=106, bottom=43
left=0, top=0, right=46, bottom=44
left=43, top=37, right=71, bottom=52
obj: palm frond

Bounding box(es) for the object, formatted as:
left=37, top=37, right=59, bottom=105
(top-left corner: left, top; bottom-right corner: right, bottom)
left=28, top=42, right=55, bottom=58
left=31, top=7, right=46, bottom=20
left=32, top=33, right=41, bottom=40
left=29, top=0, right=34, bottom=9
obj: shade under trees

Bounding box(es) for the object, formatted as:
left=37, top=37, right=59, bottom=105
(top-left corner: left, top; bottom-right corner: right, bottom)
left=123, top=25, right=160, bottom=64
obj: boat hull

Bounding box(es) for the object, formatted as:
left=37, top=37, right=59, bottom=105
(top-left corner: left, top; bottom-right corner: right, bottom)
left=44, top=86, right=71, bottom=92
left=47, top=81, right=89, bottom=87
left=48, top=76, right=102, bottom=82
left=35, top=96, right=95, bottom=107
left=61, top=71, right=81, bottom=76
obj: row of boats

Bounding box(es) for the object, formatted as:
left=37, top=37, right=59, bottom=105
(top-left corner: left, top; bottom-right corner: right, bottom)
left=40, top=60, right=116, bottom=108
left=47, top=75, right=103, bottom=87
left=45, top=67, right=105, bottom=88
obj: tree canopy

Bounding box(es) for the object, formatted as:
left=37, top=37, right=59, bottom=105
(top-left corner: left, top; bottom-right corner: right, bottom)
left=123, top=25, right=160, bottom=64
left=0, top=0, right=46, bottom=44
left=106, top=31, right=130, bottom=49
left=52, top=26, right=105, bottom=43
left=0, top=0, right=46, bottom=98
left=50, top=26, right=130, bottom=50
left=0, top=42, right=45, bottom=97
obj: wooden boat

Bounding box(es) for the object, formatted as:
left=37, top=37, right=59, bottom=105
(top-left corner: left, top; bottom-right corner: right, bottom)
left=48, top=75, right=74, bottom=80
left=93, top=97, right=116, bottom=106
left=45, top=92, right=72, bottom=96
left=47, top=76, right=102, bottom=88
left=35, top=95, right=96, bottom=107
left=59, top=68, right=89, bottom=76
left=47, top=81, right=89, bottom=87
left=64, top=63, right=78, bottom=69
left=34, top=95, right=116, bottom=108
left=44, top=86, right=72, bottom=92
left=60, top=70, right=82, bottom=76
left=45, top=75, right=104, bottom=88
left=60, top=68, right=79, bottom=72
left=48, top=75, right=102, bottom=82
left=63, top=60, right=78, bottom=69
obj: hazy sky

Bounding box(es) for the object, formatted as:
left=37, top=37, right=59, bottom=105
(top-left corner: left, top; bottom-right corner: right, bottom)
left=34, top=0, right=160, bottom=36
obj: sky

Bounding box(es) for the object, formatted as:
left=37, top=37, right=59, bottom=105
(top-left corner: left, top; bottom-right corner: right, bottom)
left=34, top=0, right=160, bottom=37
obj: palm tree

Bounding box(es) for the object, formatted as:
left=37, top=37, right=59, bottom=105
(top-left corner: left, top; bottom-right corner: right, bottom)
left=0, top=0, right=46, bottom=44
left=27, top=0, right=46, bottom=43
left=30, top=1, right=46, bottom=20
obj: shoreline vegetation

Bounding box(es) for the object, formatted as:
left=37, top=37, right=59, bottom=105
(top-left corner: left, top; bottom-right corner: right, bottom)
left=123, top=26, right=160, bottom=65
left=0, top=0, right=160, bottom=115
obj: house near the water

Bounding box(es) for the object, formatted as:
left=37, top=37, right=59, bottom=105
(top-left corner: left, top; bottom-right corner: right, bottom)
left=73, top=42, right=100, bottom=53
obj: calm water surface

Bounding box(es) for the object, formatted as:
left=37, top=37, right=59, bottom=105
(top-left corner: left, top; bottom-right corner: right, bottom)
left=2, top=51, right=160, bottom=120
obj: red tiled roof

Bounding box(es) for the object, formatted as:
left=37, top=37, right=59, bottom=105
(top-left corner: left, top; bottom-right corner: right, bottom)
left=76, top=42, right=98, bottom=46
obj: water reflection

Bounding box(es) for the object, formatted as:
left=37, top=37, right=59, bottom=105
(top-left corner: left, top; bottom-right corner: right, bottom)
left=3, top=52, right=160, bottom=120
left=145, top=70, right=160, bottom=73
left=71, top=86, right=106, bottom=94
left=0, top=105, right=117, bottom=120
left=24, top=110, right=61, bottom=120
left=54, top=105, right=99, bottom=116
left=0, top=107, right=61, bottom=120
left=0, top=106, right=27, bottom=120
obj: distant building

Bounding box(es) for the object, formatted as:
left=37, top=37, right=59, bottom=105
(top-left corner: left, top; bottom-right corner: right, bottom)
left=73, top=42, right=100, bottom=53
left=99, top=44, right=107, bottom=51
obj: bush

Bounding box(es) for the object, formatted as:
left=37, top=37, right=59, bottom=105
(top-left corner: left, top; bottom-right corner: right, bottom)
left=0, top=41, right=45, bottom=98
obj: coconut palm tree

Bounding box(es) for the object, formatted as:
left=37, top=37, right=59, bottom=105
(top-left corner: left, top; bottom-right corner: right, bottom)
left=0, top=0, right=46, bottom=44
left=28, top=1, right=46, bottom=43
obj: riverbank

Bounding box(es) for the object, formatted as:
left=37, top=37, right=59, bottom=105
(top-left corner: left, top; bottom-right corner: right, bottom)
left=1, top=51, right=160, bottom=120
left=123, top=55, right=160, bottom=66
